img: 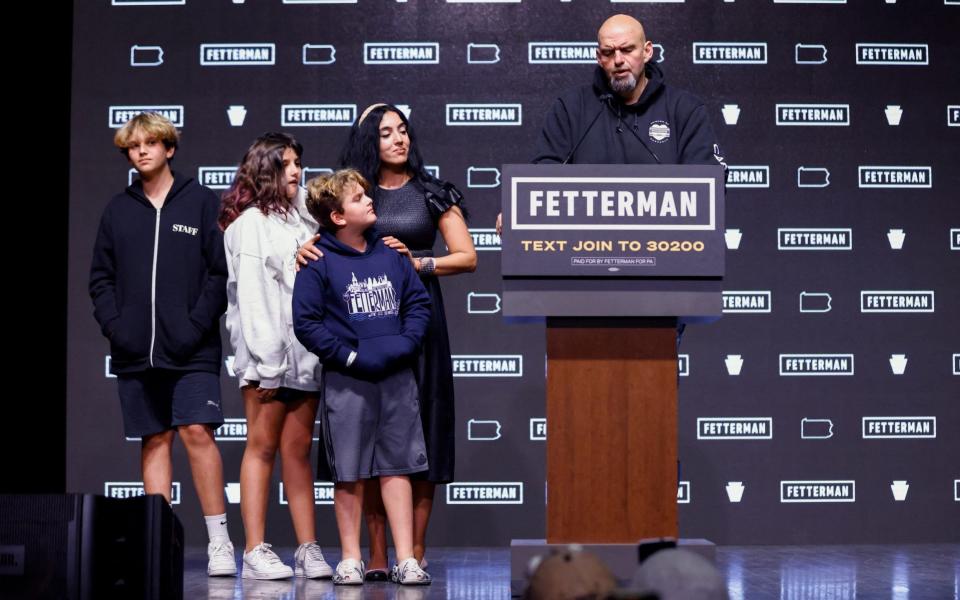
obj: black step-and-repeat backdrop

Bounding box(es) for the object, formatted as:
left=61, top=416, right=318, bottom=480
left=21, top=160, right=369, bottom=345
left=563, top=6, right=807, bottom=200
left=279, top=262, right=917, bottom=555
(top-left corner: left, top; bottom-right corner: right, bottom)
left=67, top=1, right=959, bottom=547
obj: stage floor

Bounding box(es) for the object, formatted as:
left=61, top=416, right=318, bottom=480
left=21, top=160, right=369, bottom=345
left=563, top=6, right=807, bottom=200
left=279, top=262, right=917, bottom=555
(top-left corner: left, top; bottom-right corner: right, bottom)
left=186, top=543, right=959, bottom=599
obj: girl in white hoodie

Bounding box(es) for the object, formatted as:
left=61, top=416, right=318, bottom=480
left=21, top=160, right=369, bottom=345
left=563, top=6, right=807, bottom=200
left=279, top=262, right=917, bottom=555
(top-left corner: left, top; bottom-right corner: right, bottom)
left=219, top=133, right=332, bottom=580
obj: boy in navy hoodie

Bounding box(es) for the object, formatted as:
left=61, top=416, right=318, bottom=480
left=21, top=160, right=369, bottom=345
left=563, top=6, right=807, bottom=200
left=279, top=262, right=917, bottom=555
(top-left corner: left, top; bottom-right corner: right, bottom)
left=293, top=169, right=433, bottom=586
left=89, top=112, right=236, bottom=576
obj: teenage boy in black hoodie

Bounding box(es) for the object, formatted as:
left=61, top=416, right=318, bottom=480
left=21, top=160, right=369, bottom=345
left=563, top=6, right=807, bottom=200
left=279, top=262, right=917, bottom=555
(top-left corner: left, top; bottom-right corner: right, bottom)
left=89, top=113, right=236, bottom=577
left=292, top=169, right=433, bottom=586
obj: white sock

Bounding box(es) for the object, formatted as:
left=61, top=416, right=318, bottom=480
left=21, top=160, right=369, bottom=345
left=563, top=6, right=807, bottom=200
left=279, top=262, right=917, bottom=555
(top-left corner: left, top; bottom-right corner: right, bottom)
left=204, top=513, right=230, bottom=545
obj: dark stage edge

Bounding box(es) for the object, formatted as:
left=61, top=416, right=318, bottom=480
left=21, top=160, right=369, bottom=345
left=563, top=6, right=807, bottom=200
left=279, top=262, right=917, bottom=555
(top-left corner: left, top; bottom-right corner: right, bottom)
left=185, top=543, right=960, bottom=599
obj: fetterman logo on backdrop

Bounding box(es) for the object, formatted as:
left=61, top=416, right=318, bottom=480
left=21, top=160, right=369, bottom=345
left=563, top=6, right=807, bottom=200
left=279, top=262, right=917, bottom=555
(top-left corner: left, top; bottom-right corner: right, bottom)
left=776, top=104, right=849, bottom=126
left=104, top=482, right=181, bottom=504
left=528, top=42, right=595, bottom=64
left=726, top=166, right=769, bottom=188
left=281, top=104, right=356, bottom=127
left=447, top=482, right=523, bottom=505
left=109, top=106, right=183, bottom=128
left=780, top=354, right=854, bottom=376
left=200, top=44, right=275, bottom=66
left=364, top=43, right=439, bottom=64
left=778, top=228, right=852, bottom=250
left=856, top=44, right=928, bottom=65
left=446, top=104, right=522, bottom=126
left=693, top=42, right=767, bottom=64
left=781, top=481, right=855, bottom=503
left=860, top=291, right=934, bottom=313
left=858, top=166, right=932, bottom=189
left=452, top=355, right=523, bottom=377
left=697, top=418, right=772, bottom=440
left=214, top=418, right=247, bottom=442
left=723, top=291, right=771, bottom=313
left=469, top=228, right=501, bottom=251
left=198, top=167, right=237, bottom=190
left=279, top=482, right=334, bottom=506
left=862, top=417, right=936, bottom=439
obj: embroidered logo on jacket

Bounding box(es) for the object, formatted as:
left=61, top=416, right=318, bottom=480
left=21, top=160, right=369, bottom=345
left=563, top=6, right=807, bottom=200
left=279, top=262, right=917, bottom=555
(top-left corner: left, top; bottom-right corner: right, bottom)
left=648, top=120, right=671, bottom=143
left=343, top=273, right=399, bottom=321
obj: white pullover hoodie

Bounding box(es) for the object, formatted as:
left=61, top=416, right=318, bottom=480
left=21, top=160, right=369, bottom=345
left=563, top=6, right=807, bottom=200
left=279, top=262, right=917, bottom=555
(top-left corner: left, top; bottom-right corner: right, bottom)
left=224, top=187, right=321, bottom=390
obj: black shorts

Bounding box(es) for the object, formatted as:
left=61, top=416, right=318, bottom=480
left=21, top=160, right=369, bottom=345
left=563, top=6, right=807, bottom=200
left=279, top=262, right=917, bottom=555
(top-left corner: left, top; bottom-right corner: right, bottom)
left=117, top=370, right=224, bottom=438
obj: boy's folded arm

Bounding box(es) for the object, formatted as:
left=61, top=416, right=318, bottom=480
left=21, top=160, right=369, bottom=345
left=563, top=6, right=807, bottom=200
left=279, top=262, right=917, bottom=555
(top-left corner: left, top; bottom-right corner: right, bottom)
left=353, top=338, right=390, bottom=375
left=369, top=334, right=417, bottom=365
left=352, top=334, right=421, bottom=377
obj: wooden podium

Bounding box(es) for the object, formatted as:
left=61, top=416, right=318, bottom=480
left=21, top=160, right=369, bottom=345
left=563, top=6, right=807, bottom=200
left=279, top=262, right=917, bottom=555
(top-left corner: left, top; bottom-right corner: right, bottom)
left=545, top=318, right=678, bottom=542
left=501, top=163, right=724, bottom=553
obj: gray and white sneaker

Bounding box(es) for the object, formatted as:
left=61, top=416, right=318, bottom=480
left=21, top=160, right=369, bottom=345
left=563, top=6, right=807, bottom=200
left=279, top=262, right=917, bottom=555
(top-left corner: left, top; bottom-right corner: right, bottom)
left=294, top=542, right=333, bottom=579
left=391, top=557, right=432, bottom=585
left=207, top=540, right=238, bottom=576
left=242, top=543, right=293, bottom=580
left=333, top=558, right=365, bottom=585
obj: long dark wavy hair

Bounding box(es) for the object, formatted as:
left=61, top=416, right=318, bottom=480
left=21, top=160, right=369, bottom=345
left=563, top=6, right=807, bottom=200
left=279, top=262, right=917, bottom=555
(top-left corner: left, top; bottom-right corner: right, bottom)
left=219, top=132, right=303, bottom=231
left=337, top=104, right=430, bottom=190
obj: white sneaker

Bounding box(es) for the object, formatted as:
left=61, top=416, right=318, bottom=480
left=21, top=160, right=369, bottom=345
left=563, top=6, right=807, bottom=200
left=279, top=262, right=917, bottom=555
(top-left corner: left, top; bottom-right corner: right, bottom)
left=207, top=540, right=238, bottom=576
left=333, top=558, right=365, bottom=585
left=294, top=541, right=333, bottom=579
left=391, top=557, right=431, bottom=585
left=242, top=543, right=293, bottom=580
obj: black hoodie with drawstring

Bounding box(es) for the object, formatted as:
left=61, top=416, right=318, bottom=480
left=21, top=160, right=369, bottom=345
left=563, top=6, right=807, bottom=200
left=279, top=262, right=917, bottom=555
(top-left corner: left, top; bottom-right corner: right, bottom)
left=89, top=172, right=227, bottom=375
left=533, top=63, right=724, bottom=167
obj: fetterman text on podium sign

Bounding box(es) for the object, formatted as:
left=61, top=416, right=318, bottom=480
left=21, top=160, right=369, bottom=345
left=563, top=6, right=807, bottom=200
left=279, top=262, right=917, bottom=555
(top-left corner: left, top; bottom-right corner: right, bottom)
left=501, top=163, right=724, bottom=543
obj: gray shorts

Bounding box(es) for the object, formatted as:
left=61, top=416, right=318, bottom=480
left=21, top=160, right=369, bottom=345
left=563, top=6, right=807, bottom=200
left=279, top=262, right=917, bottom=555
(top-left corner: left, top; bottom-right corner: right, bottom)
left=117, top=369, right=224, bottom=438
left=320, top=368, right=429, bottom=482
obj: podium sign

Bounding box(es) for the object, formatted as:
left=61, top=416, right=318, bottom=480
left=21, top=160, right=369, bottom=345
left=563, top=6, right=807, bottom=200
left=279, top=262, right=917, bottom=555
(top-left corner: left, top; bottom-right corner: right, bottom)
left=502, top=163, right=724, bottom=277
left=500, top=164, right=725, bottom=319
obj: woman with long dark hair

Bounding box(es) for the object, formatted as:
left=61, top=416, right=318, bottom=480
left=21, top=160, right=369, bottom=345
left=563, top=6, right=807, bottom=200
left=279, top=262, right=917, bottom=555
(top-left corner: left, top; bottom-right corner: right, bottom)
left=299, top=104, right=477, bottom=577
left=220, top=132, right=332, bottom=580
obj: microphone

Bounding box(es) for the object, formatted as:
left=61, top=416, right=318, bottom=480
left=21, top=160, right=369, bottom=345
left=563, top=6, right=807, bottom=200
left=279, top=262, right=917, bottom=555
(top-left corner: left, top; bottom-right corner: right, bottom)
left=562, top=92, right=662, bottom=164
left=620, top=111, right=662, bottom=163
left=624, top=124, right=662, bottom=164
left=563, top=93, right=613, bottom=165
